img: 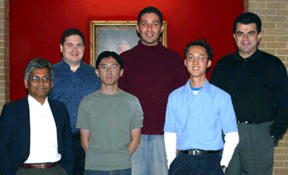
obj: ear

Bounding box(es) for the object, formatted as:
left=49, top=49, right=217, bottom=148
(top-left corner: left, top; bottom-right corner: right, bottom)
left=233, top=33, right=236, bottom=41
left=184, top=59, right=187, bottom=67
left=60, top=44, right=63, bottom=53
left=119, top=69, right=124, bottom=77
left=95, top=69, right=100, bottom=77
left=24, top=79, right=28, bottom=89
left=257, top=32, right=262, bottom=42
left=207, top=60, right=212, bottom=68
left=136, top=24, right=140, bottom=33
left=50, top=82, right=53, bottom=88
left=160, top=25, right=164, bottom=33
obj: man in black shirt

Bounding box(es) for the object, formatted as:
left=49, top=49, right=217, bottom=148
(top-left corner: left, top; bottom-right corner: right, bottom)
left=211, top=12, right=288, bottom=175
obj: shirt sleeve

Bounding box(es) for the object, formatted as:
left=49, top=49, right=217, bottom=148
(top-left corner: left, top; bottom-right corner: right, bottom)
left=131, top=98, right=144, bottom=130
left=76, top=100, right=89, bottom=130
left=218, top=92, right=239, bottom=166
left=164, top=94, right=177, bottom=133
left=0, top=104, right=17, bottom=174
left=220, top=94, right=238, bottom=134
left=164, top=132, right=177, bottom=168
left=270, top=63, right=288, bottom=138
left=220, top=132, right=239, bottom=167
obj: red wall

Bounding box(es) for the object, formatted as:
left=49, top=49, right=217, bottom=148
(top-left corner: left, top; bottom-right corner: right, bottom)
left=10, top=0, right=244, bottom=101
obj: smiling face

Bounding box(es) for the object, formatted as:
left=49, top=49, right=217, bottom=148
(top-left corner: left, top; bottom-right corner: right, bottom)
left=233, top=23, right=261, bottom=58
left=60, top=34, right=85, bottom=65
left=24, top=68, right=53, bottom=103
left=95, top=56, right=123, bottom=88
left=184, top=45, right=211, bottom=79
left=136, top=13, right=164, bottom=46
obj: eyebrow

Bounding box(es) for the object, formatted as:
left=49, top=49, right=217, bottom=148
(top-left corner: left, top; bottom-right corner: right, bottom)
left=66, top=42, right=83, bottom=45
left=187, top=53, right=206, bottom=56
left=140, top=20, right=160, bottom=24
left=31, top=75, right=50, bottom=78
left=100, top=63, right=118, bottom=66
left=236, top=31, right=256, bottom=34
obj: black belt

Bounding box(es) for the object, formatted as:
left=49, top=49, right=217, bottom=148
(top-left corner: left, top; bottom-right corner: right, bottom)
left=237, top=120, right=262, bottom=124
left=180, top=149, right=220, bottom=156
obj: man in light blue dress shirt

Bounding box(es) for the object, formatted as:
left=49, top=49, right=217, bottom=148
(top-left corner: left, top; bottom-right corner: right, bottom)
left=164, top=40, right=239, bottom=175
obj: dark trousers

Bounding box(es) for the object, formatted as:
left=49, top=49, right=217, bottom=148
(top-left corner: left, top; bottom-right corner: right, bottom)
left=168, top=152, right=224, bottom=175
left=227, top=121, right=274, bottom=175
left=84, top=168, right=131, bottom=175
left=16, top=164, right=67, bottom=175
left=73, top=132, right=86, bottom=175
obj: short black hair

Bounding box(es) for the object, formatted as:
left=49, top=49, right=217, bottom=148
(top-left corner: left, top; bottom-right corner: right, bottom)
left=24, top=57, right=54, bottom=82
left=96, top=51, right=123, bottom=69
left=184, top=40, right=213, bottom=61
left=138, top=6, right=163, bottom=26
left=61, top=28, right=85, bottom=46
left=233, top=12, right=262, bottom=33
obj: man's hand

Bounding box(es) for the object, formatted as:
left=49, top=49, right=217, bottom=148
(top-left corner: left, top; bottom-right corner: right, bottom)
left=221, top=165, right=228, bottom=174
left=128, top=128, right=141, bottom=156
left=80, top=129, right=90, bottom=152
left=271, top=135, right=279, bottom=146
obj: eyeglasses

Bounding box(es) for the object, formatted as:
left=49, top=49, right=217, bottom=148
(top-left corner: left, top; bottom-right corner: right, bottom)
left=186, top=56, right=207, bottom=62
left=99, top=65, right=120, bottom=72
left=30, top=76, right=51, bottom=84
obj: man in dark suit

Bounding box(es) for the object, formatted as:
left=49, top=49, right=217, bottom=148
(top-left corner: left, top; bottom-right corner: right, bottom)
left=0, top=57, right=73, bottom=175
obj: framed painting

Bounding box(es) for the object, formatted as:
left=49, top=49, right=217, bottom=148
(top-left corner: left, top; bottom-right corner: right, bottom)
left=90, top=21, right=167, bottom=66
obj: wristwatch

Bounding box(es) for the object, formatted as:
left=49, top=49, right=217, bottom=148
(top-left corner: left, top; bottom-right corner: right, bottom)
left=221, top=165, right=228, bottom=174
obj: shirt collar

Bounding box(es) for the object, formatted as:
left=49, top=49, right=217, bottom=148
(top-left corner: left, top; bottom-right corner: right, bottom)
left=60, top=59, right=84, bottom=72
left=28, top=95, right=49, bottom=107
left=235, top=49, right=260, bottom=61
left=137, top=40, right=163, bottom=50
left=185, top=79, right=209, bottom=92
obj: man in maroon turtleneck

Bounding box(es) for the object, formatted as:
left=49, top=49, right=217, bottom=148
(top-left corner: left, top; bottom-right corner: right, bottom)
left=118, top=6, right=187, bottom=175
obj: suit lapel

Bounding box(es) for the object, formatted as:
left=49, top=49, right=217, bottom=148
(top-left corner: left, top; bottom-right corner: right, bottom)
left=21, top=96, right=31, bottom=158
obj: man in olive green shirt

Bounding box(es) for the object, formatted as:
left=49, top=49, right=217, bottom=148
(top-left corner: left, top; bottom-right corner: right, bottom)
left=76, top=51, right=143, bottom=175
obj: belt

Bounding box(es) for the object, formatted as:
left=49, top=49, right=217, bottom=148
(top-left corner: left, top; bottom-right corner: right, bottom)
left=237, top=120, right=262, bottom=124
left=180, top=149, right=220, bottom=156
left=20, top=162, right=57, bottom=169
